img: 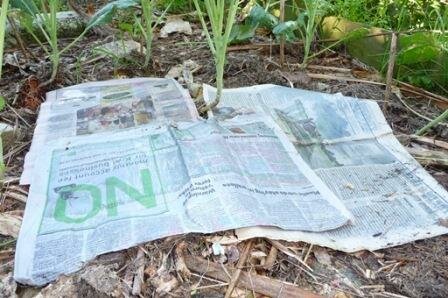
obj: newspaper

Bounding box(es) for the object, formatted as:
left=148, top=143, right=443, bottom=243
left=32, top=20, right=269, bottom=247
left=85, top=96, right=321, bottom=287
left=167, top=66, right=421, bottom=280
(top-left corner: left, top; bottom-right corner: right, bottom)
left=204, top=84, right=448, bottom=252
left=15, top=116, right=352, bottom=285
left=20, top=78, right=198, bottom=185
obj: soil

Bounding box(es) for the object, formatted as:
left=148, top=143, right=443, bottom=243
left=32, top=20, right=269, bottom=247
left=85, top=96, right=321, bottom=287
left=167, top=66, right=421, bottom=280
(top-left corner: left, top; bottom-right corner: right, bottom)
left=1, top=18, right=448, bottom=298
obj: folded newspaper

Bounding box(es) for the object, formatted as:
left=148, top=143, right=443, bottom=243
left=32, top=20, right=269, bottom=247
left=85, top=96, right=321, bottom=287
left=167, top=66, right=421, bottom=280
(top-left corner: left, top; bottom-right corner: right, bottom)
left=204, top=84, right=448, bottom=252
left=15, top=114, right=353, bottom=285
left=20, top=78, right=198, bottom=185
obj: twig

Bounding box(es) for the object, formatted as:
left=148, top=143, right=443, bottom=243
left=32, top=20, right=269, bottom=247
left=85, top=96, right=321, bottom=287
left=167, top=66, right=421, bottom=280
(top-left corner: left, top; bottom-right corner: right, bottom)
left=279, top=0, right=286, bottom=67
left=263, top=245, right=278, bottom=270
left=268, top=240, right=314, bottom=272
left=131, top=247, right=146, bottom=296
left=402, top=135, right=448, bottom=151
left=224, top=240, right=254, bottom=298
left=185, top=255, right=323, bottom=298
left=406, top=147, right=448, bottom=167
left=384, top=32, right=398, bottom=104
left=306, top=64, right=352, bottom=73
left=7, top=17, right=35, bottom=60
left=397, top=80, right=448, bottom=105
left=306, top=73, right=385, bottom=86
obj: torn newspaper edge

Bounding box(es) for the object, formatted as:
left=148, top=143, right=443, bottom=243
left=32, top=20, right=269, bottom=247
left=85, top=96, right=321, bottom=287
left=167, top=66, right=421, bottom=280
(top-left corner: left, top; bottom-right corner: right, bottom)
left=15, top=115, right=352, bottom=285
left=21, top=78, right=198, bottom=185
left=204, top=84, right=448, bottom=252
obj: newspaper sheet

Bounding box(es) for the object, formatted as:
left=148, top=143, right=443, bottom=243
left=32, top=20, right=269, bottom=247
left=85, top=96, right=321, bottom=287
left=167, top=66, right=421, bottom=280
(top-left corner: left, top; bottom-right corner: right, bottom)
left=204, top=84, right=448, bottom=252
left=20, top=78, right=198, bottom=185
left=15, top=116, right=352, bottom=285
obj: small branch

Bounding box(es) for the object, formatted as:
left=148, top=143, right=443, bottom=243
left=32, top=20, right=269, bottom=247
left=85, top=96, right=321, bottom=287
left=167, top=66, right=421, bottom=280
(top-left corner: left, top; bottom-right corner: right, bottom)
left=185, top=255, right=323, bottom=298
left=279, top=0, right=285, bottom=67
left=225, top=240, right=254, bottom=298
left=385, top=32, right=398, bottom=104
left=7, top=16, right=35, bottom=60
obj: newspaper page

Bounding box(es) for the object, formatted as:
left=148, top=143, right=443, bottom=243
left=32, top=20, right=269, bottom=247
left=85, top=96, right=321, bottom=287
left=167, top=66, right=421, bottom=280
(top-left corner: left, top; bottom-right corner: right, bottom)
left=20, top=78, right=198, bottom=185
left=204, top=84, right=448, bottom=252
left=14, top=116, right=352, bottom=285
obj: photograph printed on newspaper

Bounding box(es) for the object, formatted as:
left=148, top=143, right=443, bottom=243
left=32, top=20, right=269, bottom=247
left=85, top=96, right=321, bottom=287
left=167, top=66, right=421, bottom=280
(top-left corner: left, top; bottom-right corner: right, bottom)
left=21, top=78, right=198, bottom=185
left=204, top=84, right=448, bottom=252
left=15, top=116, right=352, bottom=285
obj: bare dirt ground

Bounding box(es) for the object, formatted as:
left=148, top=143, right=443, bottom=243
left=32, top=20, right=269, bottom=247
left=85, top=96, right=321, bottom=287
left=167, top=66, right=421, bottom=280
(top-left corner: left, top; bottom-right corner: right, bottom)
left=1, top=20, right=448, bottom=298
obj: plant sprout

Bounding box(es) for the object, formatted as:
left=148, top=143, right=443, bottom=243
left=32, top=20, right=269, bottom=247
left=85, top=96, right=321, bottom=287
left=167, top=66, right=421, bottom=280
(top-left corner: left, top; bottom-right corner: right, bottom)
left=193, top=0, right=239, bottom=111
left=298, top=0, right=331, bottom=67
left=0, top=0, right=9, bottom=79
left=11, top=0, right=109, bottom=86
left=11, top=0, right=138, bottom=86
left=137, top=0, right=171, bottom=67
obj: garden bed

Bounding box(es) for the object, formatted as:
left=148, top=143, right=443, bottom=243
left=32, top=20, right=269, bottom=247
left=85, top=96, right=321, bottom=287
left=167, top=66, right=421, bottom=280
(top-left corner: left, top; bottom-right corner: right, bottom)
left=1, top=18, right=448, bottom=298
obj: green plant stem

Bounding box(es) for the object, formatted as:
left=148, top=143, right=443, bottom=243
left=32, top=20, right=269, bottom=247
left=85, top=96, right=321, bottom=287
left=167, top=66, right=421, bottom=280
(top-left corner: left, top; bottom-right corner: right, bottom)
left=416, top=109, right=448, bottom=136
left=193, top=0, right=239, bottom=111
left=0, top=0, right=9, bottom=79
left=141, top=0, right=153, bottom=67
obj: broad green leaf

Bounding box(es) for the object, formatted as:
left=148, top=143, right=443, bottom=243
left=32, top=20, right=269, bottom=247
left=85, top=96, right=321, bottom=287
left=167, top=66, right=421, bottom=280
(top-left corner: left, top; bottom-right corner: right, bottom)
left=229, top=23, right=257, bottom=44
left=399, top=32, right=436, bottom=49
left=0, top=96, right=5, bottom=111
left=397, top=33, right=440, bottom=65
left=87, top=0, right=139, bottom=29
left=273, top=21, right=298, bottom=41
left=295, top=12, right=306, bottom=28
left=247, top=5, right=278, bottom=29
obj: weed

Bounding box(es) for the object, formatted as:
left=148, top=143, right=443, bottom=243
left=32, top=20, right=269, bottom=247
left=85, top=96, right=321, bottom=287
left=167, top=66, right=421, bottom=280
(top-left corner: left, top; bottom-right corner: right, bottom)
left=11, top=0, right=94, bottom=85
left=193, top=0, right=239, bottom=111
left=0, top=0, right=9, bottom=79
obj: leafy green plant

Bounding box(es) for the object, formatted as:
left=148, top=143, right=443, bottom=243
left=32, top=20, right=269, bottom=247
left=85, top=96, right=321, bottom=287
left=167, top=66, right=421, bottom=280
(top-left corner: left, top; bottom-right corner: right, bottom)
left=274, top=0, right=332, bottom=67
left=193, top=0, right=239, bottom=110
left=157, top=0, right=191, bottom=13
left=11, top=0, right=96, bottom=85
left=137, top=0, right=170, bottom=67
left=11, top=0, right=160, bottom=83
left=91, top=0, right=170, bottom=68
left=229, top=3, right=278, bottom=43
left=0, top=0, right=8, bottom=79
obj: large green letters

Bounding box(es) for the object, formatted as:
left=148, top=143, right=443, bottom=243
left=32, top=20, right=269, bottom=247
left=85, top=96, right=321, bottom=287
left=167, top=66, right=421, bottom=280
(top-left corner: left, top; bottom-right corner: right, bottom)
left=54, top=184, right=102, bottom=223
left=53, top=169, right=155, bottom=223
left=106, top=169, right=156, bottom=216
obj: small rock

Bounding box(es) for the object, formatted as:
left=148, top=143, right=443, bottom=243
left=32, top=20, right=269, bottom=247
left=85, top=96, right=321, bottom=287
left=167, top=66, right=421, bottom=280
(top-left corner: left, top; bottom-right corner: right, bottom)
left=165, top=65, right=183, bottom=79
left=160, top=18, right=192, bottom=38
left=96, top=40, right=145, bottom=58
